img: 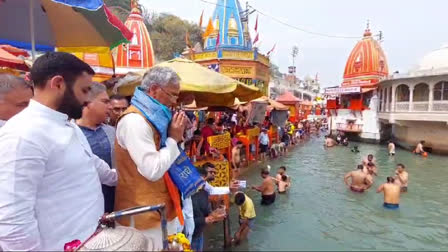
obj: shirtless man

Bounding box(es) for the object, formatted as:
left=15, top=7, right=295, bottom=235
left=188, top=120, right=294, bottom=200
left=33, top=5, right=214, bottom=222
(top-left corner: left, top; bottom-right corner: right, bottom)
left=277, top=175, right=291, bottom=194
left=362, top=154, right=376, bottom=166
left=388, top=141, right=396, bottom=156
left=393, top=163, right=409, bottom=192
left=377, top=177, right=401, bottom=209
left=251, top=169, right=276, bottom=205
left=365, top=162, right=378, bottom=176
left=325, top=135, right=337, bottom=147
left=414, top=140, right=425, bottom=155
left=344, top=165, right=373, bottom=193
left=231, top=141, right=244, bottom=179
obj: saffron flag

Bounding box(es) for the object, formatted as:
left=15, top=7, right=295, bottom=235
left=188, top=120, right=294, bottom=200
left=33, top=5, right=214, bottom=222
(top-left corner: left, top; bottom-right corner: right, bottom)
left=202, top=18, right=214, bottom=39
left=254, top=14, right=258, bottom=32
left=253, top=33, right=259, bottom=45
left=267, top=43, right=276, bottom=56
left=199, top=10, right=204, bottom=28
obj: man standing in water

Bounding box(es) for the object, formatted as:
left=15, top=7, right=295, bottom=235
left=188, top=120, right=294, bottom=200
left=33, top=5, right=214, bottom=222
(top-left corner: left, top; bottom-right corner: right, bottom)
left=344, top=165, right=373, bottom=193
left=414, top=140, right=425, bottom=155
left=377, top=177, right=401, bottom=209
left=393, top=163, right=409, bottom=192
left=388, top=141, right=396, bottom=156
left=362, top=154, right=376, bottom=166
left=251, top=169, right=276, bottom=205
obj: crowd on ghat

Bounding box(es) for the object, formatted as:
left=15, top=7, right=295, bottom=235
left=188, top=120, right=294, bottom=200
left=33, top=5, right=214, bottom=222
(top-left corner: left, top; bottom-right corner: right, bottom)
left=0, top=51, right=326, bottom=251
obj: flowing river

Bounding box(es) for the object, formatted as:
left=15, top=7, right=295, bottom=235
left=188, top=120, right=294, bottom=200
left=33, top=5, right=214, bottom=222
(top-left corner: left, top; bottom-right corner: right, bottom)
left=204, top=136, right=448, bottom=250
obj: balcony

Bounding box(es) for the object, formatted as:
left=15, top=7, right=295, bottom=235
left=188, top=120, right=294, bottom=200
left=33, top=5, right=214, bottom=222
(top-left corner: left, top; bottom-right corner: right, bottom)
left=379, top=100, right=448, bottom=123
left=336, top=122, right=363, bottom=132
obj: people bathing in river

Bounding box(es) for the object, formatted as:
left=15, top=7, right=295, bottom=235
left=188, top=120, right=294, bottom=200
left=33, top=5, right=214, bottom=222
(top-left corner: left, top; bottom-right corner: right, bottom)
left=251, top=169, right=276, bottom=205
left=233, top=192, right=256, bottom=245
left=393, top=163, right=409, bottom=193
left=344, top=165, right=373, bottom=193
left=413, top=140, right=427, bottom=156
left=325, top=135, right=337, bottom=147
left=377, top=177, right=401, bottom=209
left=351, top=145, right=360, bottom=153
left=277, top=175, right=291, bottom=194
left=362, top=154, right=377, bottom=166
left=365, top=162, right=378, bottom=176
left=388, top=141, right=396, bottom=156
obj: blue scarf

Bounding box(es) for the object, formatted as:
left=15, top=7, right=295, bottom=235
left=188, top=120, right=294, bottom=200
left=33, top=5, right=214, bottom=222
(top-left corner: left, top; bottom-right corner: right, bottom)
left=131, top=87, right=172, bottom=148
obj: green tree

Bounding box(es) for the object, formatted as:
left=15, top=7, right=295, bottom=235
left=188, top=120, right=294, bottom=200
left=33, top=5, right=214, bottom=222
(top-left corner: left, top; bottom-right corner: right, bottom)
left=104, top=0, right=203, bottom=62
left=148, top=13, right=202, bottom=62
left=270, top=62, right=283, bottom=79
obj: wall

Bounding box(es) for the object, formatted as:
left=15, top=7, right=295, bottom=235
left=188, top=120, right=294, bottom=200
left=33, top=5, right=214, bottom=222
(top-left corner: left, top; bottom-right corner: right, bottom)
left=392, top=121, right=448, bottom=154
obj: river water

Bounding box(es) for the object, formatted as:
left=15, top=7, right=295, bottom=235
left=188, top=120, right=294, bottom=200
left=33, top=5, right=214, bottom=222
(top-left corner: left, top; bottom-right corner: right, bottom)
left=204, top=136, right=448, bottom=251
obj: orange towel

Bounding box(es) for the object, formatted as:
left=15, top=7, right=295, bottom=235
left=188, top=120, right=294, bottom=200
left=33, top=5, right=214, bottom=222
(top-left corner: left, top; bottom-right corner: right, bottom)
left=163, top=173, right=184, bottom=226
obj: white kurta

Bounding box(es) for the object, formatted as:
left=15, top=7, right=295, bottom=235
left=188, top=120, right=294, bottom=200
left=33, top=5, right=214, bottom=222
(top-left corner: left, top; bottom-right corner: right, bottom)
left=116, top=113, right=180, bottom=250
left=0, top=100, right=117, bottom=251
left=0, top=119, right=5, bottom=128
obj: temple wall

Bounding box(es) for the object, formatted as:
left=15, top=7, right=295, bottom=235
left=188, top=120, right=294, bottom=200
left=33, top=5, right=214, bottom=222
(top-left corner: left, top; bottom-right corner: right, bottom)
left=391, top=121, right=448, bottom=154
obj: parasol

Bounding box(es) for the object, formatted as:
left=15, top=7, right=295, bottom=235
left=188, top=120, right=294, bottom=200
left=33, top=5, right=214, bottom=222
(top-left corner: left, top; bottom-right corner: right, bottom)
left=0, top=0, right=133, bottom=59
left=252, top=96, right=289, bottom=111
left=114, top=58, right=262, bottom=107
left=0, top=48, right=29, bottom=71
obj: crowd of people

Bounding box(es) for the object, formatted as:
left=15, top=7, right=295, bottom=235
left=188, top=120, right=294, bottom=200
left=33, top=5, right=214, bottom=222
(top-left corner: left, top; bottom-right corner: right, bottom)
left=0, top=51, right=304, bottom=251
left=344, top=153, right=409, bottom=209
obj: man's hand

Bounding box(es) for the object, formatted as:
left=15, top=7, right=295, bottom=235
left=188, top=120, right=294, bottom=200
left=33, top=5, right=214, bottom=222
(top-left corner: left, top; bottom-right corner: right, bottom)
left=168, top=112, right=188, bottom=143
left=205, top=216, right=215, bottom=224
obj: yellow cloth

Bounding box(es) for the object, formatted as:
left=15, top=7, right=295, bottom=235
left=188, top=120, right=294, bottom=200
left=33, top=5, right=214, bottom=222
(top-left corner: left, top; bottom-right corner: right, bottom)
left=288, top=125, right=295, bottom=135
left=239, top=194, right=256, bottom=219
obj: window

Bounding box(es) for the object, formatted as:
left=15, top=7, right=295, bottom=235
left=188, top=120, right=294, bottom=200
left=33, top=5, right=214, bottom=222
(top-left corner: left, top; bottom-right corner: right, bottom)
left=396, top=84, right=410, bottom=102
left=434, top=81, right=448, bottom=101
left=413, top=83, right=429, bottom=101
left=230, top=37, right=238, bottom=45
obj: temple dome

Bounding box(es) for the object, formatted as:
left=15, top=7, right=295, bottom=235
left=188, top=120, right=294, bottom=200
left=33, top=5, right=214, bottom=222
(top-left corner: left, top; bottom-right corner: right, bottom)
left=114, top=0, right=154, bottom=75
left=342, top=27, right=389, bottom=87
left=416, top=44, right=448, bottom=75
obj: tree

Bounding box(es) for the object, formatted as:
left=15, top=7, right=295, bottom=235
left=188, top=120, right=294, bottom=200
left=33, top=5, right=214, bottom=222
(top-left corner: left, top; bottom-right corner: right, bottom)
left=147, top=13, right=202, bottom=62
left=104, top=0, right=203, bottom=62
left=269, top=63, right=282, bottom=79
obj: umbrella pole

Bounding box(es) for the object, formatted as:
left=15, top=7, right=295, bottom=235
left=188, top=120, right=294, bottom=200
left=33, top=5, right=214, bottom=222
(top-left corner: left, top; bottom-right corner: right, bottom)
left=29, top=0, right=36, bottom=61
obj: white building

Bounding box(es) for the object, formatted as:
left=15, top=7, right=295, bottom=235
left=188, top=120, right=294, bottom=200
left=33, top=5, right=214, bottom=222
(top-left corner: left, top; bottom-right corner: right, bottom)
left=378, top=45, right=448, bottom=154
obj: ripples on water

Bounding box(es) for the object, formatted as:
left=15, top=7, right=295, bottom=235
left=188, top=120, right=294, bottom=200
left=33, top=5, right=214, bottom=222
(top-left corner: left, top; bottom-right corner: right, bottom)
left=204, top=136, right=448, bottom=251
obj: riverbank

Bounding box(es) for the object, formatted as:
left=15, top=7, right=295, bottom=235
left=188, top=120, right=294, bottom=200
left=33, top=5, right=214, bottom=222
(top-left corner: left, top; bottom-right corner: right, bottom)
left=204, top=136, right=448, bottom=250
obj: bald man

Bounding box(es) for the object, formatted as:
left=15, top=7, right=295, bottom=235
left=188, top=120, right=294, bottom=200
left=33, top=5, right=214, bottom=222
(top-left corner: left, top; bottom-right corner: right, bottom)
left=0, top=74, right=33, bottom=127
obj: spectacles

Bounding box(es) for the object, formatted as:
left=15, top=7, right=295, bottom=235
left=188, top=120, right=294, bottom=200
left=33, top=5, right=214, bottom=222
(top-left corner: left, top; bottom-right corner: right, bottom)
left=158, top=86, right=179, bottom=101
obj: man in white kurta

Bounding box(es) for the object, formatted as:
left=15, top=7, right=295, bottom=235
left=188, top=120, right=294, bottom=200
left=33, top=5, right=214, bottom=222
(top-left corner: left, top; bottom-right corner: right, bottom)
left=0, top=52, right=117, bottom=251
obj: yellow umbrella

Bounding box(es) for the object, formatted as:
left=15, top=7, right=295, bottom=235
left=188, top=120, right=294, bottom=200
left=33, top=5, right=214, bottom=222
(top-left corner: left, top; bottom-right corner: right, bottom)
left=114, top=58, right=262, bottom=107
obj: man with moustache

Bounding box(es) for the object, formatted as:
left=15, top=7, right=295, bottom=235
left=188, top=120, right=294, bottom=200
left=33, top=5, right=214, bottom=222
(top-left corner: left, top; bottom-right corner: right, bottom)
left=0, top=52, right=117, bottom=251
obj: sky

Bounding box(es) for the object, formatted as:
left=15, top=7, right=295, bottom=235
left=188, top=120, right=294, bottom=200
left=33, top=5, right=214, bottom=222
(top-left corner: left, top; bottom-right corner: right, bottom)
left=140, top=0, right=448, bottom=88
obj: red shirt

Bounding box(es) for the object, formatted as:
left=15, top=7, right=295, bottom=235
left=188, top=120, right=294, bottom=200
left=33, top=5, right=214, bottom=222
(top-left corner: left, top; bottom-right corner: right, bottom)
left=201, top=126, right=214, bottom=152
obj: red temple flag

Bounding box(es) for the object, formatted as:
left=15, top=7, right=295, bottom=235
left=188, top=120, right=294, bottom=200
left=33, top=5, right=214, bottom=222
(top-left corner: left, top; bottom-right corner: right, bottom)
left=267, top=43, right=276, bottom=56
left=253, top=33, right=259, bottom=45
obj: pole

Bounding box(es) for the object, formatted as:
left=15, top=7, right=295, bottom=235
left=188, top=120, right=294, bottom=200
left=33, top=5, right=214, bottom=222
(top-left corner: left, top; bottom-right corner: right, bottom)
left=29, top=0, right=36, bottom=61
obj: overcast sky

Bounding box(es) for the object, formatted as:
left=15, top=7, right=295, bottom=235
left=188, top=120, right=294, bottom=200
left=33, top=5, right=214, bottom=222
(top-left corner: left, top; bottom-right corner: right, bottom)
left=141, top=0, right=448, bottom=88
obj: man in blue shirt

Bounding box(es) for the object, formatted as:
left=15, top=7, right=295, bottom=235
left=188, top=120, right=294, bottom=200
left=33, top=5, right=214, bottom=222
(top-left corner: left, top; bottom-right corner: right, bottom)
left=76, top=82, right=116, bottom=213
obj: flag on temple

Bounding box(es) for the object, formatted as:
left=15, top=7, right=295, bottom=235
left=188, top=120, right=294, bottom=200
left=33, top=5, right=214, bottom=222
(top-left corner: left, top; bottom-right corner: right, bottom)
left=267, top=43, right=276, bottom=56
left=202, top=18, right=214, bottom=39
left=254, top=14, right=258, bottom=32
left=216, top=31, right=220, bottom=47
left=253, top=33, right=259, bottom=45
left=185, top=31, right=192, bottom=48
left=199, top=10, right=204, bottom=28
